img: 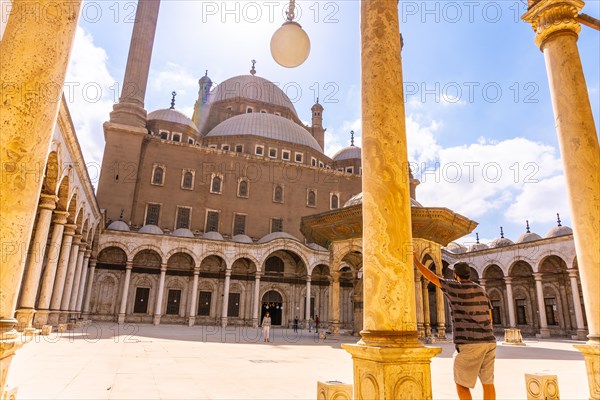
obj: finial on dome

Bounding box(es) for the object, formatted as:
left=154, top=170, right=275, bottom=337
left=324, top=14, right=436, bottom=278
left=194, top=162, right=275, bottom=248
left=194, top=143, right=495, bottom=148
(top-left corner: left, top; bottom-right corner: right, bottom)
left=119, top=209, right=124, bottom=221
left=556, top=213, right=562, bottom=227
left=170, top=91, right=177, bottom=109
left=526, top=220, right=531, bottom=233
left=500, top=227, right=504, bottom=238
left=350, top=130, right=355, bottom=146
left=250, top=59, right=256, bottom=76
left=205, top=70, right=208, bottom=77
left=316, top=97, right=319, bottom=104
left=476, top=232, right=480, bottom=244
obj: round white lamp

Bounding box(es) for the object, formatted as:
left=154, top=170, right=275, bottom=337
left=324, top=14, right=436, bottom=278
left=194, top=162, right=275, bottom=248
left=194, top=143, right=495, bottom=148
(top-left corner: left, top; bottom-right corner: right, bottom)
left=270, top=0, right=310, bottom=68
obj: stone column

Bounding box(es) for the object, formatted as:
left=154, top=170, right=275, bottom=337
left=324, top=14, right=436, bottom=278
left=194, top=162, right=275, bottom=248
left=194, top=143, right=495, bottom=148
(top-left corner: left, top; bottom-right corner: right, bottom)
left=188, top=269, right=199, bottom=327
left=305, top=275, right=312, bottom=322
left=15, top=194, right=57, bottom=331
left=414, top=270, right=425, bottom=338
left=68, top=244, right=86, bottom=312
left=533, top=273, right=550, bottom=338
left=75, top=250, right=91, bottom=313
left=220, top=270, right=232, bottom=327
left=568, top=269, right=587, bottom=340
left=330, top=271, right=341, bottom=335
left=81, top=259, right=97, bottom=319
left=109, top=0, right=161, bottom=127
left=118, top=261, right=133, bottom=324
left=252, top=272, right=262, bottom=328
left=34, top=211, right=69, bottom=326
left=523, top=2, right=600, bottom=397
left=479, top=278, right=487, bottom=291
left=59, top=234, right=82, bottom=322
left=423, top=283, right=431, bottom=337
left=0, top=1, right=82, bottom=396
left=505, top=277, right=517, bottom=327
left=343, top=4, right=441, bottom=394
left=153, top=263, right=167, bottom=325
left=48, top=225, right=76, bottom=325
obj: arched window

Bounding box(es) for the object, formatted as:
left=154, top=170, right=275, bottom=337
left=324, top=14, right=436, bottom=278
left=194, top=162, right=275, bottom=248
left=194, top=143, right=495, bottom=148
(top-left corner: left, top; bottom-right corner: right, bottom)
left=152, top=166, right=164, bottom=185
left=307, top=190, right=316, bottom=207
left=211, top=175, right=222, bottom=194
left=265, top=256, right=284, bottom=274
left=182, top=171, right=193, bottom=189
left=238, top=180, right=248, bottom=198
left=331, top=194, right=339, bottom=209
left=273, top=185, right=283, bottom=203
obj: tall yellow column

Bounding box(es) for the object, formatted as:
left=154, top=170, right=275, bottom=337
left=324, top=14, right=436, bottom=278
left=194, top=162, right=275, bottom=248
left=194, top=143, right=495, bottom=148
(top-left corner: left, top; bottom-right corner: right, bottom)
left=342, top=2, right=440, bottom=398
left=523, top=2, right=600, bottom=398
left=331, top=271, right=341, bottom=335
left=0, top=0, right=82, bottom=396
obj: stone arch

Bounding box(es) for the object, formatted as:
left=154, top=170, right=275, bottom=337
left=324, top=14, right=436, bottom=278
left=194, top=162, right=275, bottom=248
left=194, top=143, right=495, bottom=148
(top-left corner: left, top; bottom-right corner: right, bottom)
left=66, top=187, right=79, bottom=222
left=539, top=254, right=568, bottom=274
left=97, top=246, right=127, bottom=266
left=97, top=242, right=131, bottom=260
left=262, top=240, right=310, bottom=272
left=260, top=288, right=287, bottom=326
left=130, top=245, right=165, bottom=263
left=231, top=253, right=260, bottom=271
left=165, top=247, right=199, bottom=266
left=262, top=248, right=307, bottom=277
left=55, top=175, right=70, bottom=211
left=483, top=264, right=505, bottom=279
left=43, top=151, right=60, bottom=195
left=132, top=249, right=162, bottom=269
left=167, top=252, right=195, bottom=271
left=200, top=254, right=226, bottom=273
left=231, top=257, right=257, bottom=276
left=509, top=260, right=535, bottom=277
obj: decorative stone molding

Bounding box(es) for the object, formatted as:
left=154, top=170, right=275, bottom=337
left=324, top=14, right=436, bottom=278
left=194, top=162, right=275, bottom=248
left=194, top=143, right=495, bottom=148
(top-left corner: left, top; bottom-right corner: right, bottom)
left=317, top=380, right=352, bottom=400
left=522, top=0, right=584, bottom=49
left=524, top=372, right=560, bottom=400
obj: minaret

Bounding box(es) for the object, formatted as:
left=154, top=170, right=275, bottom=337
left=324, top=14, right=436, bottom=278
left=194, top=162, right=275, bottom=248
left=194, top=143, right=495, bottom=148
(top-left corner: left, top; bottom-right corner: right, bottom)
left=310, top=98, right=325, bottom=150
left=192, top=70, right=213, bottom=127
left=109, top=0, right=161, bottom=127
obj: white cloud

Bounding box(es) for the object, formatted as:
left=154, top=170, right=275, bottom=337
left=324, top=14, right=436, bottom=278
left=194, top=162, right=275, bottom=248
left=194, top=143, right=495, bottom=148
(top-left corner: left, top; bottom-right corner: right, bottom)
left=65, top=26, right=115, bottom=184
left=505, top=174, right=570, bottom=225
left=149, top=62, right=198, bottom=97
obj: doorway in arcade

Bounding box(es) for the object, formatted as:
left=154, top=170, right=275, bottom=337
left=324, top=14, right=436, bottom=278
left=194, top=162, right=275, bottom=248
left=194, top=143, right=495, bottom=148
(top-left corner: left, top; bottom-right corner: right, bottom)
left=261, top=290, right=283, bottom=325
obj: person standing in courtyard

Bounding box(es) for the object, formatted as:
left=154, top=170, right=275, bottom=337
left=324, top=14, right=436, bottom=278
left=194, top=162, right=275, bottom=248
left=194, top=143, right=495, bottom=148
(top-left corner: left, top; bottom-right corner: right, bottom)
left=308, top=316, right=313, bottom=332
left=261, top=312, right=272, bottom=343
left=293, top=316, right=299, bottom=333
left=315, top=315, right=320, bottom=333
left=414, top=256, right=497, bottom=400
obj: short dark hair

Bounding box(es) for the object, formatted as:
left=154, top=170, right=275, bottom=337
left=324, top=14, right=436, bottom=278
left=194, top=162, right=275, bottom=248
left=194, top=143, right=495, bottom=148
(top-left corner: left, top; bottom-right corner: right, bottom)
left=453, top=263, right=471, bottom=280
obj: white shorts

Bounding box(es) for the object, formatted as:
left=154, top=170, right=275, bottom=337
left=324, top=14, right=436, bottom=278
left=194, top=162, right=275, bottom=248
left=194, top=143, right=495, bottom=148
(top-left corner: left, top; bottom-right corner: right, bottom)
left=453, top=342, right=496, bottom=388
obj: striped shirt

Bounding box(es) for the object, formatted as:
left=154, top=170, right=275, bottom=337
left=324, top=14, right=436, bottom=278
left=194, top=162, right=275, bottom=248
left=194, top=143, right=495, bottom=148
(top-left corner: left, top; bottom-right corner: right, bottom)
left=440, top=278, right=496, bottom=344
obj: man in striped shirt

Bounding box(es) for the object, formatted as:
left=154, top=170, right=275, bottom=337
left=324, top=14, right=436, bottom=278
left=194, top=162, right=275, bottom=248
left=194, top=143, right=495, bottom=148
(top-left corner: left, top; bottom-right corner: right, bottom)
left=415, top=256, right=497, bottom=400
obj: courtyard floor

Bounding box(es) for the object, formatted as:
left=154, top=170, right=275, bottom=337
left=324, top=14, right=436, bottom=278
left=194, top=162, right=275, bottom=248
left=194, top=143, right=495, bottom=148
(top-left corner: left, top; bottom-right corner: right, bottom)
left=7, top=323, right=589, bottom=399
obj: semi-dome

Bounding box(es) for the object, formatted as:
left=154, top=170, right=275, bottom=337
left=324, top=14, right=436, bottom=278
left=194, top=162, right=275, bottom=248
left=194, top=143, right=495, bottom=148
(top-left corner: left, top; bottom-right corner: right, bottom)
left=171, top=228, right=194, bottom=238
left=333, top=146, right=361, bottom=161
left=231, top=234, right=253, bottom=243
left=139, top=224, right=164, bottom=235
left=207, top=113, right=322, bottom=152
left=446, top=242, right=467, bottom=254
left=203, top=231, right=224, bottom=241
left=107, top=221, right=130, bottom=231
left=257, top=231, right=298, bottom=243
left=343, top=192, right=422, bottom=208
left=148, top=108, right=199, bottom=132
left=210, top=75, right=298, bottom=117
left=545, top=225, right=573, bottom=238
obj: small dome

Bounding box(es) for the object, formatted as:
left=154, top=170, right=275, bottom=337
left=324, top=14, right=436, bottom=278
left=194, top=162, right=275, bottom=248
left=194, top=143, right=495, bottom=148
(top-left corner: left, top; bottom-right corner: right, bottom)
left=490, top=237, right=514, bottom=248
left=107, top=221, right=130, bottom=231
left=139, top=224, right=164, bottom=235
left=210, top=75, right=298, bottom=117
left=203, top=231, right=224, bottom=241
left=468, top=242, right=489, bottom=252
left=232, top=234, right=253, bottom=243
left=343, top=192, right=422, bottom=208
left=171, top=228, right=194, bottom=238
left=517, top=232, right=542, bottom=243
left=207, top=113, right=322, bottom=152
left=333, top=146, right=361, bottom=161
left=148, top=108, right=199, bottom=132
left=257, top=231, right=298, bottom=244
left=307, top=243, right=327, bottom=252
left=446, top=242, right=467, bottom=254
left=545, top=225, right=573, bottom=238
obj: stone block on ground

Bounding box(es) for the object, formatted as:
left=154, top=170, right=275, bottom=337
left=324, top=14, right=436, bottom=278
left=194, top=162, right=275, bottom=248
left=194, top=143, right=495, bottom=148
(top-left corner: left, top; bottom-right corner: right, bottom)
left=317, top=380, right=352, bottom=400
left=525, top=372, right=559, bottom=400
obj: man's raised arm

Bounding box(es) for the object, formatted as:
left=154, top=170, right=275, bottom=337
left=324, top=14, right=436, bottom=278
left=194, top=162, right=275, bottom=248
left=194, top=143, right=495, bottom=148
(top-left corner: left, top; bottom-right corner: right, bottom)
left=413, top=255, right=442, bottom=288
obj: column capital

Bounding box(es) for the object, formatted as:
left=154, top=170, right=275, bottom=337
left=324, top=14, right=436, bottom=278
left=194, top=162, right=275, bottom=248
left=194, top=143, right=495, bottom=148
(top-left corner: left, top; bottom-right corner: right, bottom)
left=125, top=261, right=133, bottom=269
left=522, top=0, right=583, bottom=49
left=52, top=210, right=69, bottom=225
left=84, top=249, right=92, bottom=258
left=504, top=276, right=513, bottom=285
left=533, top=272, right=544, bottom=281
left=330, top=271, right=340, bottom=281
left=193, top=268, right=200, bottom=276
left=224, top=269, right=232, bottom=277
left=71, top=234, right=83, bottom=245
left=89, top=259, right=97, bottom=268
left=39, top=193, right=58, bottom=210
left=305, top=275, right=312, bottom=282
left=63, top=224, right=77, bottom=236
left=254, top=271, right=262, bottom=279
left=479, top=279, right=487, bottom=286
left=160, top=263, right=167, bottom=272
left=567, top=268, right=579, bottom=278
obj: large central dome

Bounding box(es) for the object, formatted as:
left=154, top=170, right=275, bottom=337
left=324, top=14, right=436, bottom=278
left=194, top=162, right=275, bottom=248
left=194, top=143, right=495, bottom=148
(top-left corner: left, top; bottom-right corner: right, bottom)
left=210, top=75, right=298, bottom=117
left=207, top=113, right=322, bottom=152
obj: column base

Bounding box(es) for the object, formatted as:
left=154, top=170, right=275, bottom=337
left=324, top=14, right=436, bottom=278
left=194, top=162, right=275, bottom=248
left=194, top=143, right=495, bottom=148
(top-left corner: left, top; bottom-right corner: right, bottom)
left=252, top=318, right=258, bottom=328
left=342, top=338, right=441, bottom=400
left=220, top=317, right=228, bottom=328
left=109, top=103, right=147, bottom=128
left=330, top=321, right=340, bottom=335
left=437, top=325, right=446, bottom=339
left=573, top=343, right=600, bottom=400
left=153, top=315, right=161, bottom=326
left=538, top=328, right=551, bottom=338
left=187, top=316, right=196, bottom=327
left=574, top=329, right=588, bottom=341
left=58, top=312, right=69, bottom=324
left=118, top=314, right=126, bottom=324
left=33, top=310, right=50, bottom=327
left=424, top=324, right=431, bottom=337
left=46, top=311, right=61, bottom=326
left=14, top=309, right=35, bottom=332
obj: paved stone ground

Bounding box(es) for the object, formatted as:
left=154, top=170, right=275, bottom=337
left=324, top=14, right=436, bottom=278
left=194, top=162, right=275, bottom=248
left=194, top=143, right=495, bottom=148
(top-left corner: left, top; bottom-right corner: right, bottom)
left=7, top=323, right=588, bottom=399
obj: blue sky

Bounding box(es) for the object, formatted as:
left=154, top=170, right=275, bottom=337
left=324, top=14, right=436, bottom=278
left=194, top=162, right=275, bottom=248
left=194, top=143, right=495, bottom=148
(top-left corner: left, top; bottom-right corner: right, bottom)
left=60, top=0, right=599, bottom=247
